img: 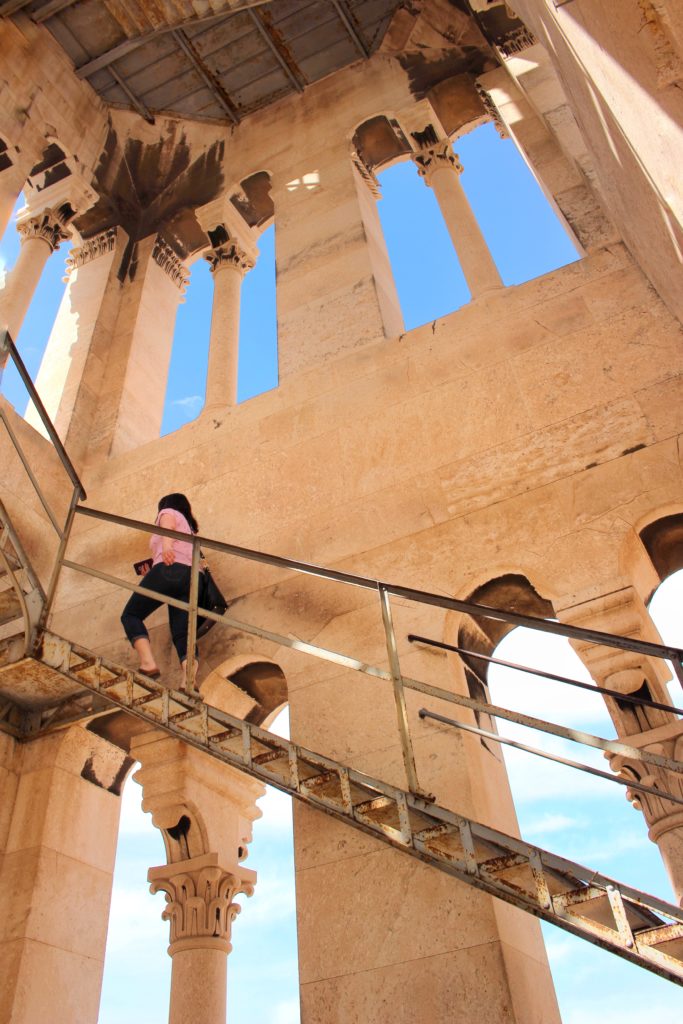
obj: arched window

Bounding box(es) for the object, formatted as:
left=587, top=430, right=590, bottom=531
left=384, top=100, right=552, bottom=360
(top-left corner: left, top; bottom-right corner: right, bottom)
left=0, top=195, right=72, bottom=416
left=353, top=115, right=580, bottom=331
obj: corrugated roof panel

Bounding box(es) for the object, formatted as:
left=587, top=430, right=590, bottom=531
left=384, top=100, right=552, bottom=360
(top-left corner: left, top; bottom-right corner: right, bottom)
left=28, top=0, right=408, bottom=125
left=230, top=66, right=294, bottom=110
left=299, top=36, right=362, bottom=84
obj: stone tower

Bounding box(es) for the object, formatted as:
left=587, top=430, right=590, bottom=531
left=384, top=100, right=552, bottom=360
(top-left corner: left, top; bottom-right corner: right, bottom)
left=0, top=2, right=682, bottom=1023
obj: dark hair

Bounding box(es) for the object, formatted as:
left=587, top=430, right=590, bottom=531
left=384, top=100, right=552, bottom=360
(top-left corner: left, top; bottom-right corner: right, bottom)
left=158, top=493, right=199, bottom=533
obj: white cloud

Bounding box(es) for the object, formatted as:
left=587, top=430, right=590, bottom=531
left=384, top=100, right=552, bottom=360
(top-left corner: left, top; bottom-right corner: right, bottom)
left=255, top=784, right=294, bottom=835
left=273, top=999, right=300, bottom=1024
left=172, top=394, right=202, bottom=409
left=239, top=873, right=296, bottom=927
left=523, top=813, right=582, bottom=837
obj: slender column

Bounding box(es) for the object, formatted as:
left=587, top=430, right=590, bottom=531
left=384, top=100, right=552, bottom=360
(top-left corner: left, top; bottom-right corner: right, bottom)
left=0, top=161, right=28, bottom=242
left=0, top=208, right=70, bottom=344
left=132, top=731, right=263, bottom=1024
left=203, top=240, right=254, bottom=410
left=560, top=587, right=683, bottom=902
left=412, top=136, right=503, bottom=298
left=149, top=853, right=253, bottom=1024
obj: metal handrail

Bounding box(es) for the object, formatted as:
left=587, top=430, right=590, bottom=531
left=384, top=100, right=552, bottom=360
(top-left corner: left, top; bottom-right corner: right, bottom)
left=2, top=326, right=682, bottom=800
left=1, top=331, right=86, bottom=501
left=408, top=634, right=683, bottom=717
left=75, top=504, right=683, bottom=664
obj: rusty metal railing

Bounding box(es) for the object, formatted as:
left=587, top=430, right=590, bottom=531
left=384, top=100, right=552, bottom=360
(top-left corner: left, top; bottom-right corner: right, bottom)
left=2, top=327, right=683, bottom=807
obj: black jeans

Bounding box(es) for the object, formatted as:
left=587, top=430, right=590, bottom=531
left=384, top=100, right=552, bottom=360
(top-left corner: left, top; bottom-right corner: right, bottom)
left=121, top=563, right=196, bottom=663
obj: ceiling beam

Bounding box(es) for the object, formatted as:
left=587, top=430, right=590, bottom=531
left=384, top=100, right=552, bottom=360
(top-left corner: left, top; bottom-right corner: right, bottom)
left=171, top=28, right=241, bottom=124
left=330, top=0, right=369, bottom=59
left=108, top=66, right=155, bottom=124
left=32, top=0, right=80, bottom=23
left=247, top=7, right=305, bottom=94
left=0, top=0, right=33, bottom=17
left=74, top=0, right=276, bottom=79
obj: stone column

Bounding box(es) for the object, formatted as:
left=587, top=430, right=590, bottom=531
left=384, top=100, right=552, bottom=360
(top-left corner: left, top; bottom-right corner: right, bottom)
left=131, top=730, right=264, bottom=1024
left=25, top=228, right=118, bottom=437
left=0, top=726, right=132, bottom=1024
left=560, top=587, right=683, bottom=902
left=149, top=853, right=253, bottom=1024
left=0, top=158, right=28, bottom=243
left=0, top=207, right=70, bottom=344
left=412, top=135, right=503, bottom=298
left=204, top=239, right=255, bottom=410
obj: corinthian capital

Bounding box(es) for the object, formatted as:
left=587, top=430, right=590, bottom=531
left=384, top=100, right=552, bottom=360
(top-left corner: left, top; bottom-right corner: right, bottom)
left=204, top=239, right=255, bottom=277
left=149, top=852, right=256, bottom=954
left=17, top=208, right=71, bottom=253
left=412, top=140, right=463, bottom=185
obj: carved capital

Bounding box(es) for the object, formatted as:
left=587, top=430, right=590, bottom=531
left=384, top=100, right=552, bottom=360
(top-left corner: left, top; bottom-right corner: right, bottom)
left=412, top=140, right=463, bottom=185
left=204, top=240, right=255, bottom=277
left=149, top=853, right=255, bottom=954
left=17, top=208, right=71, bottom=253
left=65, top=228, right=117, bottom=276
left=152, top=236, right=190, bottom=293
left=609, top=753, right=683, bottom=834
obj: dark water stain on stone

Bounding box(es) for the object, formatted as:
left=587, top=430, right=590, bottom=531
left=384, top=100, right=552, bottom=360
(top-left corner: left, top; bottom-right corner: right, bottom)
left=75, top=122, right=226, bottom=262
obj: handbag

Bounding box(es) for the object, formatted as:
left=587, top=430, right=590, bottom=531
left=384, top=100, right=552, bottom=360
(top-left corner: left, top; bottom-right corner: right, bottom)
left=196, top=561, right=229, bottom=638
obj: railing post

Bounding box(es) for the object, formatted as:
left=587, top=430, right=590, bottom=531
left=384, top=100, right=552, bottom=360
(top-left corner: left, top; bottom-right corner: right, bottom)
left=377, top=583, right=422, bottom=796
left=0, top=328, right=10, bottom=377
left=185, top=537, right=201, bottom=691
left=41, top=486, right=80, bottom=629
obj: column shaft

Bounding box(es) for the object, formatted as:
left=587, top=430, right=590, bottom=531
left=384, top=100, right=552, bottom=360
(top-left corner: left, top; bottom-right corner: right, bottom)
left=0, top=235, right=53, bottom=341
left=414, top=140, right=502, bottom=298
left=206, top=264, right=243, bottom=409
left=0, top=164, right=26, bottom=242
left=204, top=240, right=254, bottom=411
left=169, top=947, right=227, bottom=1024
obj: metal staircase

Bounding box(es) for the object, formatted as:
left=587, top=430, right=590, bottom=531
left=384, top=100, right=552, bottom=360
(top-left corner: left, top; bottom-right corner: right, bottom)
left=8, top=627, right=683, bottom=986
left=2, top=328, right=683, bottom=986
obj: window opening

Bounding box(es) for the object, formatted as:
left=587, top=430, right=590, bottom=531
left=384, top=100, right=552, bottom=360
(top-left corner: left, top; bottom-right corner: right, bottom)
left=160, top=223, right=277, bottom=434
left=160, top=255, right=212, bottom=435
left=376, top=121, right=580, bottom=331
left=237, top=222, right=277, bottom=404
left=0, top=195, right=72, bottom=416
left=486, top=624, right=676, bottom=1017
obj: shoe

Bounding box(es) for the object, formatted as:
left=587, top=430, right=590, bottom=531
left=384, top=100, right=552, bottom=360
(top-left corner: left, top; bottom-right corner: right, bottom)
left=140, top=667, right=161, bottom=679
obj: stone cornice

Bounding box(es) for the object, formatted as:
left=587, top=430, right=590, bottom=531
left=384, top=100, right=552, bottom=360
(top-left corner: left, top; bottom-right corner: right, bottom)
left=65, top=228, right=117, bottom=276
left=152, top=236, right=190, bottom=293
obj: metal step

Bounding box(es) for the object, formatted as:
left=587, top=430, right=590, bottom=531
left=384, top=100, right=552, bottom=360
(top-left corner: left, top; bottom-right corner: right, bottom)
left=30, top=630, right=683, bottom=988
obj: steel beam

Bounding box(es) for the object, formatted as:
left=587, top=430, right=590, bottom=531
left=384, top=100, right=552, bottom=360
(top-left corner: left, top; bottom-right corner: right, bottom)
left=248, top=7, right=305, bottom=93
left=108, top=67, right=155, bottom=124
left=74, top=1, right=276, bottom=80
left=171, top=28, right=241, bottom=123
left=330, top=0, right=369, bottom=58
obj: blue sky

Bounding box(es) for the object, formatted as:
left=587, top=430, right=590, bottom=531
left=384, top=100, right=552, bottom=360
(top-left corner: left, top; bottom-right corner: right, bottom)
left=2, top=122, right=682, bottom=1022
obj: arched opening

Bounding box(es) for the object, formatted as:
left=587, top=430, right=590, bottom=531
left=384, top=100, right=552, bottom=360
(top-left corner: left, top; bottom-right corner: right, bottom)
left=160, top=196, right=276, bottom=433
left=0, top=193, right=72, bottom=416
left=464, top=575, right=680, bottom=1018
left=362, top=117, right=580, bottom=331
left=639, top=512, right=683, bottom=703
